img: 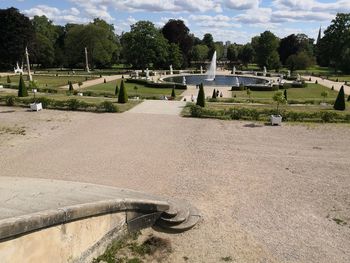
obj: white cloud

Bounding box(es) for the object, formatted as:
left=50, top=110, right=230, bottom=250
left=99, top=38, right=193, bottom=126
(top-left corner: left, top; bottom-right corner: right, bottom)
left=189, top=14, right=241, bottom=28
left=273, top=0, right=350, bottom=12
left=24, top=5, right=89, bottom=24
left=224, top=0, right=260, bottom=10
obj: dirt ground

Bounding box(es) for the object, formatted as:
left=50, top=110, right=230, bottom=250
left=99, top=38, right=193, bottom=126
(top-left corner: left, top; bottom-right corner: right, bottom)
left=0, top=106, right=349, bottom=263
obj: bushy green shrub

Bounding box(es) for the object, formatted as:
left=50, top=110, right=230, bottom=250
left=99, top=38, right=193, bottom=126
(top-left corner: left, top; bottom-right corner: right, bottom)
left=320, top=112, right=337, bottom=122
left=115, top=84, right=119, bottom=96
left=5, top=95, right=15, bottom=106
left=190, top=105, right=203, bottom=117
left=245, top=85, right=278, bottom=91
left=69, top=81, right=74, bottom=92
left=231, top=85, right=245, bottom=91
left=126, top=78, right=187, bottom=89
left=67, top=99, right=80, bottom=110
left=98, top=101, right=118, bottom=112
left=171, top=87, right=176, bottom=98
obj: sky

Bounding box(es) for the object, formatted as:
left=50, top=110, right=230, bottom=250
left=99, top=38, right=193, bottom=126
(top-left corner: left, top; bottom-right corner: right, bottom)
left=1, top=0, right=349, bottom=44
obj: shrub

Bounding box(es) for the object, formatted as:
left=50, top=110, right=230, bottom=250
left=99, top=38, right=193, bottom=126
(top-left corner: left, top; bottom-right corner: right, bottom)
left=196, top=83, right=205, bottom=107
left=212, top=89, right=217, bottom=98
left=126, top=78, right=187, bottom=89
left=348, top=95, right=350, bottom=102
left=320, top=112, right=337, bottom=122
left=7, top=75, right=11, bottom=83
left=67, top=99, right=80, bottom=110
left=69, top=81, right=74, bottom=92
left=171, top=87, right=176, bottom=98
left=231, top=85, right=245, bottom=91
left=115, top=84, right=119, bottom=96
left=118, top=80, right=128, bottom=103
left=315, top=80, right=318, bottom=84
left=18, top=75, right=28, bottom=97
left=36, top=97, right=53, bottom=108
left=246, top=85, right=278, bottom=91
left=5, top=95, right=15, bottom=106
left=104, top=78, right=106, bottom=83
left=98, top=101, right=118, bottom=112
left=284, top=89, right=288, bottom=101
left=334, top=86, right=346, bottom=111
left=190, top=105, right=203, bottom=117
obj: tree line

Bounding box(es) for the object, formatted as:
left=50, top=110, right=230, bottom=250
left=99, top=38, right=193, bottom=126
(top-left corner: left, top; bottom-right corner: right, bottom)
left=1, top=7, right=350, bottom=73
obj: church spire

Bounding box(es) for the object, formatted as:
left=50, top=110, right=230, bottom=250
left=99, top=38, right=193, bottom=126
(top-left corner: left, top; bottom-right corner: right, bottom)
left=316, top=27, right=322, bottom=44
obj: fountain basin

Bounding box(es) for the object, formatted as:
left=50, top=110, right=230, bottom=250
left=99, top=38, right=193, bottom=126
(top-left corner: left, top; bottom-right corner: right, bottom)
left=163, top=75, right=269, bottom=87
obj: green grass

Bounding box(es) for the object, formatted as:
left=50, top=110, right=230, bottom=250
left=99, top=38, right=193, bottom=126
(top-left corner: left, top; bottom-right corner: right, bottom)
left=231, top=84, right=338, bottom=102
left=0, top=75, right=92, bottom=89
left=84, top=79, right=183, bottom=98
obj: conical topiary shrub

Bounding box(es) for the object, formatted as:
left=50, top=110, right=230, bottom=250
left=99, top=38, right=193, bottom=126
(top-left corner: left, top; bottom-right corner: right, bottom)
left=347, top=95, right=350, bottom=102
left=171, top=86, right=176, bottom=98
left=212, top=88, right=217, bottom=99
left=284, top=89, right=287, bottom=101
left=115, top=83, right=119, bottom=96
left=18, top=74, right=28, bottom=97
left=7, top=75, right=11, bottom=83
left=196, top=83, right=205, bottom=107
left=69, top=81, right=74, bottom=92
left=118, top=80, right=128, bottom=103
left=334, top=86, right=346, bottom=111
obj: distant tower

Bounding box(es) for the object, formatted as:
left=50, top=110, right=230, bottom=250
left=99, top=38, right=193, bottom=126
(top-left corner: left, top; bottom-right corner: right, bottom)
left=25, top=47, right=32, bottom=81
left=316, top=27, right=322, bottom=45
left=85, top=47, right=90, bottom=73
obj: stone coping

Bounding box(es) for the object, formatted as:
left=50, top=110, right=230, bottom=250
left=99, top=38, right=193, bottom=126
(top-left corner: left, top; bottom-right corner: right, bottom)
left=0, top=198, right=169, bottom=241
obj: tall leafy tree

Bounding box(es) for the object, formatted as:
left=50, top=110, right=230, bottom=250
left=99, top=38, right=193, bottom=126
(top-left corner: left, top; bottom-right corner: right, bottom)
left=253, top=31, right=281, bottom=70
left=0, top=8, right=35, bottom=70
left=168, top=43, right=183, bottom=69
left=279, top=34, right=314, bottom=65
left=192, top=45, right=209, bottom=61
left=227, top=44, right=238, bottom=63
left=121, top=21, right=169, bottom=69
left=202, top=33, right=215, bottom=58
left=162, top=19, right=193, bottom=67
left=238, top=44, right=254, bottom=67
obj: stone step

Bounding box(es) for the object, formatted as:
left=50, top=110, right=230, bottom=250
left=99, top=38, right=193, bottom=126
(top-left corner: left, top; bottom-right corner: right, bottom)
left=161, top=204, right=178, bottom=219
left=155, top=204, right=201, bottom=233
left=158, top=201, right=190, bottom=226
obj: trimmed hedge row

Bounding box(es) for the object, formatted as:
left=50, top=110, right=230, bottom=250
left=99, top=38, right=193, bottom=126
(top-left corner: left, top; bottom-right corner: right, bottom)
left=126, top=78, right=187, bottom=89
left=189, top=105, right=350, bottom=123
left=0, top=96, right=118, bottom=112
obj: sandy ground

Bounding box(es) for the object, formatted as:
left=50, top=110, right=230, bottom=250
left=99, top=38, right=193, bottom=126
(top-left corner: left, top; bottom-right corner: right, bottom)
left=0, top=106, right=350, bottom=263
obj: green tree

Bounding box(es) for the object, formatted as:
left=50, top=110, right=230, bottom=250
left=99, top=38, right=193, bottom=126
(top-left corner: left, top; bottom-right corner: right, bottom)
left=317, top=13, right=350, bottom=72
left=121, top=21, right=169, bottom=69
left=273, top=91, right=286, bottom=114
left=286, top=51, right=314, bottom=71
left=32, top=33, right=55, bottom=67
left=0, top=8, right=35, bottom=70
left=278, top=34, right=314, bottom=65
left=227, top=44, right=238, bottom=62
left=334, top=86, right=346, bottom=110
left=192, top=44, right=209, bottom=61
left=65, top=21, right=119, bottom=68
left=196, top=83, right=205, bottom=107
left=115, top=83, right=119, bottom=96
left=118, top=80, right=128, bottom=103
left=18, top=74, right=28, bottom=97
left=168, top=43, right=183, bottom=69
left=238, top=44, right=254, bottom=67
left=162, top=19, right=193, bottom=67
left=202, top=33, right=215, bottom=57
left=253, top=31, right=281, bottom=70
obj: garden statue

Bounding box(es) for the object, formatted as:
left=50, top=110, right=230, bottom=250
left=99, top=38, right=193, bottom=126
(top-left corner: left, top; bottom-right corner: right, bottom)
left=14, top=62, right=23, bottom=74
left=233, top=66, right=236, bottom=75
left=170, top=65, right=173, bottom=75
left=146, top=68, right=150, bottom=79
left=85, top=47, right=90, bottom=73
left=200, top=66, right=203, bottom=74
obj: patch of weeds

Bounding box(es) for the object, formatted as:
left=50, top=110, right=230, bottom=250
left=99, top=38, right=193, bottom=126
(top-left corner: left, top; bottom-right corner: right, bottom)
left=221, top=256, right=233, bottom=262
left=93, top=232, right=171, bottom=263
left=183, top=256, right=189, bottom=261
left=333, top=218, right=347, bottom=226
left=0, top=126, right=26, bottom=136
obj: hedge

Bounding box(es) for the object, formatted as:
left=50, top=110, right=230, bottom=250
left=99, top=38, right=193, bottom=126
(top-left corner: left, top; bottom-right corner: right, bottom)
left=188, top=104, right=350, bottom=123
left=245, top=85, right=279, bottom=91
left=126, top=78, right=187, bottom=89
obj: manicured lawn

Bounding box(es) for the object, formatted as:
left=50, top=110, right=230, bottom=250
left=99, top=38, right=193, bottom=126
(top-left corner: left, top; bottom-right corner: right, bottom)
left=327, top=76, right=350, bottom=82
left=230, top=84, right=338, bottom=102
left=0, top=75, right=92, bottom=89
left=84, top=79, right=183, bottom=98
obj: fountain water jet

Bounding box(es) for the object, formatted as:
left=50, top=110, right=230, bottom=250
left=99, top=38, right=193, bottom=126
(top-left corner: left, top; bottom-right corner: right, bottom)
left=206, top=51, right=217, bottom=81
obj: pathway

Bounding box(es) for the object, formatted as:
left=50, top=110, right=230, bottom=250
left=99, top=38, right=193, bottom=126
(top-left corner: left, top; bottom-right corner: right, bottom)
left=304, top=75, right=350, bottom=95
left=58, top=74, right=124, bottom=90
left=127, top=100, right=186, bottom=115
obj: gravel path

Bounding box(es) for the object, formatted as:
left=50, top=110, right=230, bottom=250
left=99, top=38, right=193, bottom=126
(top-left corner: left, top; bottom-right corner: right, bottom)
left=127, top=100, right=186, bottom=115
left=305, top=75, right=350, bottom=95
left=0, top=107, right=350, bottom=263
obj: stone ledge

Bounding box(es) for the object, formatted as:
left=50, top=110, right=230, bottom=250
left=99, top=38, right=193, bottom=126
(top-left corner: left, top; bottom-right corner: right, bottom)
left=0, top=198, right=169, bottom=241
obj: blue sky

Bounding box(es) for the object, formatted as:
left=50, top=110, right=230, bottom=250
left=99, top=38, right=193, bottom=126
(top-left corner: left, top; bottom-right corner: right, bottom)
left=1, top=0, right=348, bottom=44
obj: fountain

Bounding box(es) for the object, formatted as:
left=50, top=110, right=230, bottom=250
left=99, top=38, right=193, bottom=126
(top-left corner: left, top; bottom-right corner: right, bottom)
left=206, top=51, right=217, bottom=81
left=233, top=66, right=236, bottom=75
left=182, top=76, right=186, bottom=85
left=234, top=77, right=239, bottom=87
left=145, top=68, right=150, bottom=80
left=200, top=66, right=203, bottom=74
left=169, top=65, right=173, bottom=75
left=263, top=66, right=267, bottom=77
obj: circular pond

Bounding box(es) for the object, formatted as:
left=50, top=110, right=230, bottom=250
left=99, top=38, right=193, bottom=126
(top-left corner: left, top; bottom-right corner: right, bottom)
left=163, top=75, right=269, bottom=86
